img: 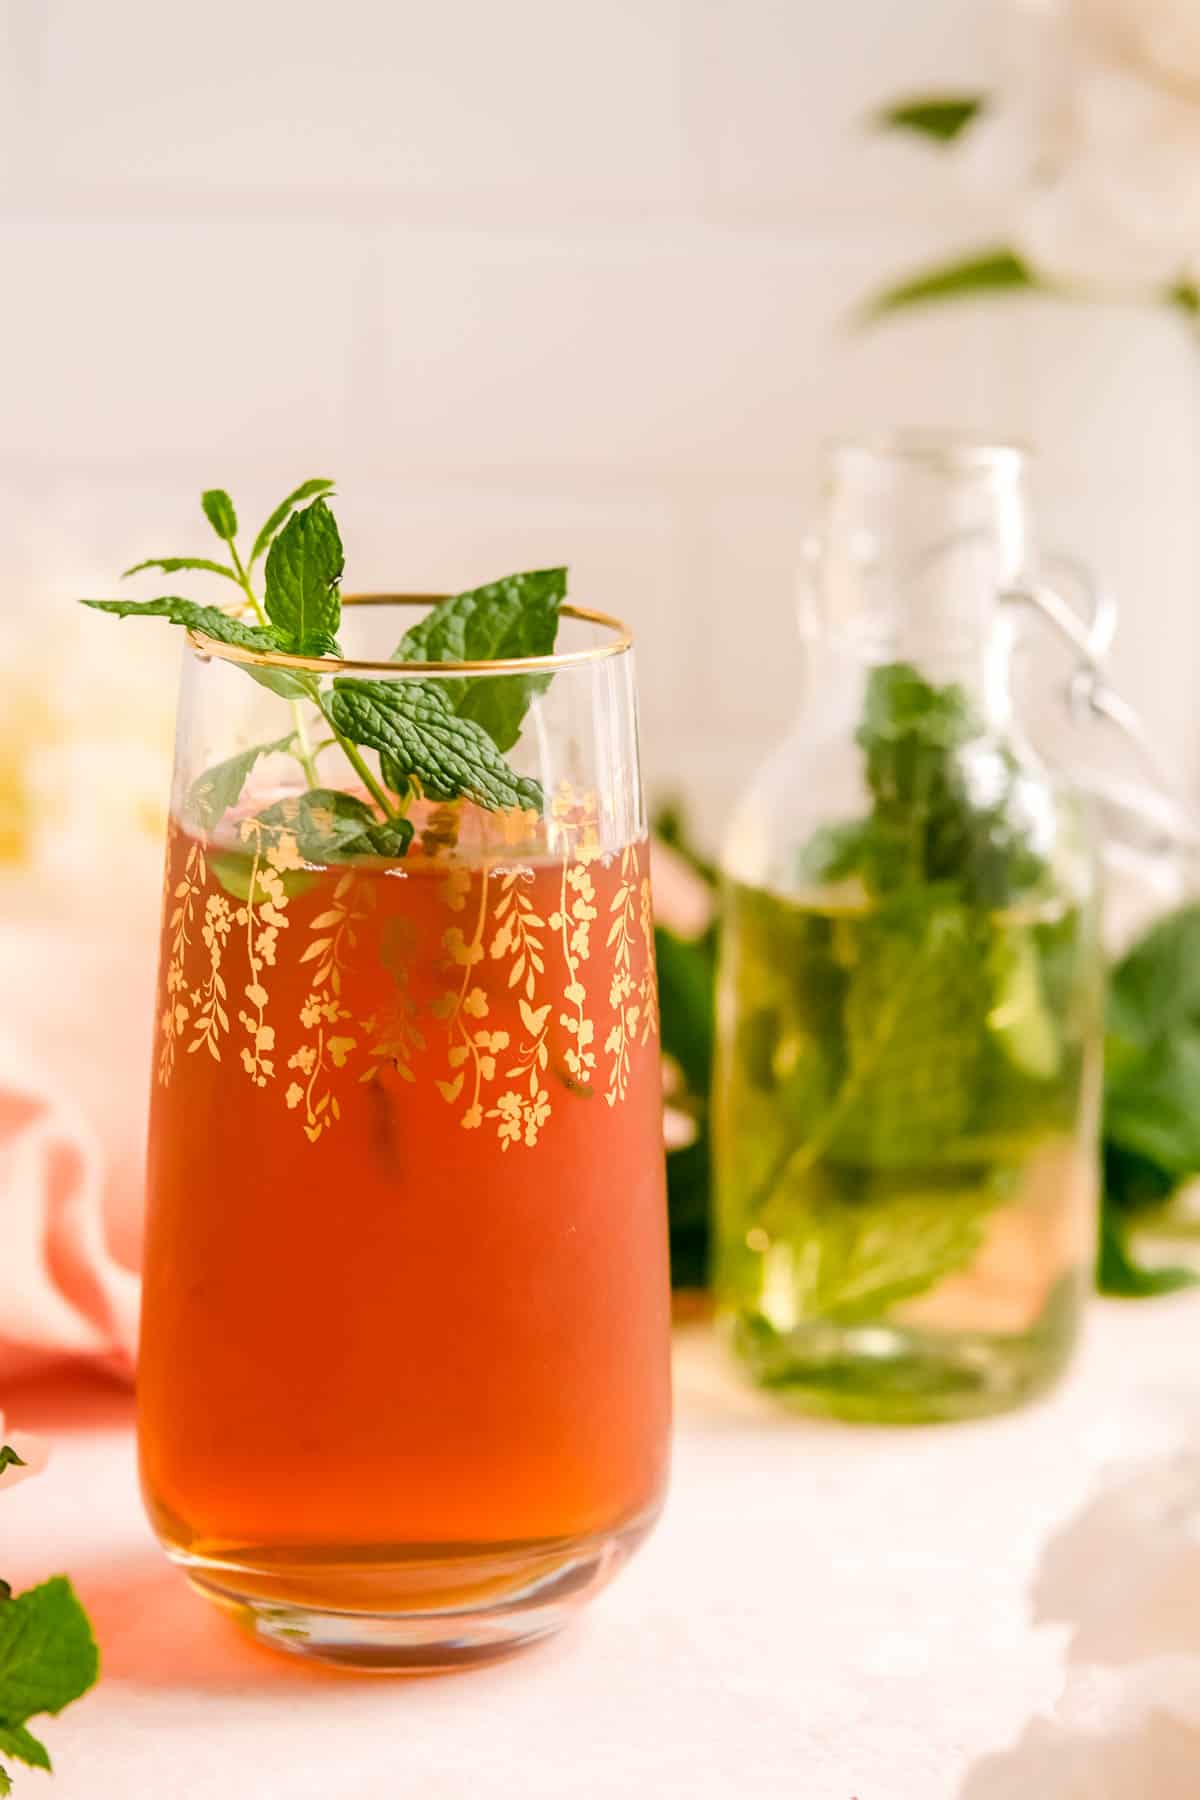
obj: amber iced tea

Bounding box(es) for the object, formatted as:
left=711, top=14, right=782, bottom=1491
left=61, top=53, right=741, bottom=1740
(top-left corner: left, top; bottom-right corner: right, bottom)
left=139, top=807, right=671, bottom=1643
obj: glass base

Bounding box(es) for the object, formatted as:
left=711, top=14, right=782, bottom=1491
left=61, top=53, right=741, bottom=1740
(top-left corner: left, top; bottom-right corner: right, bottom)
left=728, top=1283, right=1081, bottom=1425
left=170, top=1509, right=659, bottom=1673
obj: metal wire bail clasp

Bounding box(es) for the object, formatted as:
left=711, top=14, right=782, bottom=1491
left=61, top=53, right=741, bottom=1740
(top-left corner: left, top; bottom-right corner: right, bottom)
left=1001, top=557, right=1200, bottom=860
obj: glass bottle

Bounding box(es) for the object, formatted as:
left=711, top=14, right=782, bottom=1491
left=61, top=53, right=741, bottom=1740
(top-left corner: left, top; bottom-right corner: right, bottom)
left=713, top=436, right=1104, bottom=1423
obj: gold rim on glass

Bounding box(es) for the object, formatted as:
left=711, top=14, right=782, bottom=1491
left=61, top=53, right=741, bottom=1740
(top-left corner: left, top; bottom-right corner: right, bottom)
left=188, top=594, right=634, bottom=676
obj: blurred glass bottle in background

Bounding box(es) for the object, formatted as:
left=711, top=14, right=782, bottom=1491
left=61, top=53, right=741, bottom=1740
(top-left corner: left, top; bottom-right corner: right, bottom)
left=713, top=436, right=1104, bottom=1422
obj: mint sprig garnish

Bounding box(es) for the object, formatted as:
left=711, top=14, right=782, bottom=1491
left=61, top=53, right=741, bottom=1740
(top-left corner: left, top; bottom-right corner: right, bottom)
left=0, top=1451, right=24, bottom=1476
left=0, top=1577, right=99, bottom=1794
left=80, top=480, right=562, bottom=854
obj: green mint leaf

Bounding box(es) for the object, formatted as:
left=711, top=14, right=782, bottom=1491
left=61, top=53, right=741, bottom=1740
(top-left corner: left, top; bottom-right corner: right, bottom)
left=0, top=1447, right=26, bottom=1474
left=394, top=568, right=566, bottom=752
left=264, top=498, right=344, bottom=655
left=250, top=478, right=336, bottom=567
left=859, top=248, right=1037, bottom=324
left=816, top=661, right=1045, bottom=906
left=652, top=800, right=719, bottom=888
left=0, top=1577, right=98, bottom=1726
left=122, top=556, right=238, bottom=584
left=79, top=597, right=309, bottom=700
left=209, top=851, right=315, bottom=905
left=186, top=733, right=297, bottom=831
left=773, top=1172, right=999, bottom=1325
left=873, top=94, right=986, bottom=144
left=829, top=903, right=984, bottom=1169
left=1098, top=1203, right=1198, bottom=1298
left=201, top=489, right=238, bottom=543
left=0, top=1724, right=50, bottom=1775
left=330, top=678, right=543, bottom=813
left=666, top=1133, right=712, bottom=1290
left=1104, top=1035, right=1200, bottom=1176
left=1103, top=1142, right=1175, bottom=1219
left=1171, top=280, right=1200, bottom=319
left=655, top=926, right=715, bottom=1100
left=255, top=789, right=414, bottom=861
left=0, top=1763, right=9, bottom=1795
left=81, top=594, right=271, bottom=645
left=1108, top=903, right=1200, bottom=1053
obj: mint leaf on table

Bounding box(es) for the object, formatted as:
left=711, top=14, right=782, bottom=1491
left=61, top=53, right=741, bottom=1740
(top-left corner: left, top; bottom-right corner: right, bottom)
left=0, top=1577, right=98, bottom=1789
left=250, top=478, right=335, bottom=566
left=394, top=568, right=566, bottom=751
left=263, top=497, right=344, bottom=656
left=0, top=1724, right=50, bottom=1774
left=186, top=733, right=297, bottom=830
left=0, top=1450, right=25, bottom=1475
left=200, top=488, right=238, bottom=543
left=255, top=788, right=414, bottom=861
left=330, top=678, right=543, bottom=813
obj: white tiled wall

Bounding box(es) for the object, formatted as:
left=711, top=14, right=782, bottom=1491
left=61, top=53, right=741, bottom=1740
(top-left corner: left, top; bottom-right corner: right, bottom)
left=2, top=0, right=1196, bottom=845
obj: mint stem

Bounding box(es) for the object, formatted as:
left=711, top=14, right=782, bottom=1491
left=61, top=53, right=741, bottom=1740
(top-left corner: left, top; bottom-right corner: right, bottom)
left=308, top=686, right=400, bottom=821
left=228, top=539, right=322, bottom=788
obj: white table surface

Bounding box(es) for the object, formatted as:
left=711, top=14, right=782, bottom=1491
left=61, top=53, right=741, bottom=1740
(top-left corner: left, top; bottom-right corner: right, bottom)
left=6, top=1300, right=1200, bottom=1800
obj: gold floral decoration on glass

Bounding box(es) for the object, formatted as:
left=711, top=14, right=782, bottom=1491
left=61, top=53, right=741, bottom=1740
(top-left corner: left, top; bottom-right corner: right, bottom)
left=155, top=796, right=659, bottom=1153
left=550, top=785, right=600, bottom=1089
left=158, top=834, right=203, bottom=1086
left=359, top=911, right=427, bottom=1088
left=603, top=843, right=642, bottom=1107
left=189, top=890, right=232, bottom=1061
left=637, top=860, right=659, bottom=1047
left=235, top=822, right=296, bottom=1089
left=286, top=869, right=364, bottom=1142
left=487, top=867, right=552, bottom=1148
left=435, top=863, right=511, bottom=1132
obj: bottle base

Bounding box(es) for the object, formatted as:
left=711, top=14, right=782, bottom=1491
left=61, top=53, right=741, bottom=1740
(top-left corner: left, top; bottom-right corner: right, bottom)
left=727, top=1284, right=1082, bottom=1425
left=169, top=1508, right=659, bottom=1673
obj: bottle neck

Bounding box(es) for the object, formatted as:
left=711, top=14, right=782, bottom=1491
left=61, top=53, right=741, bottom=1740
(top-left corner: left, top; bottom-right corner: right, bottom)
left=802, top=437, right=1031, bottom=739
left=804, top=617, right=1016, bottom=740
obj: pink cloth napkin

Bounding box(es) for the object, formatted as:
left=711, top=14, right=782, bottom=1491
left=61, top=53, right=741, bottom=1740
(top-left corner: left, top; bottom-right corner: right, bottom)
left=0, top=877, right=155, bottom=1385
left=0, top=1040, right=139, bottom=1383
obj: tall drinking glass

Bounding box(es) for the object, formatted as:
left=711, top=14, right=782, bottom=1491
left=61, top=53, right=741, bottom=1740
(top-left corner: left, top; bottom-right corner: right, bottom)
left=138, top=597, right=671, bottom=1669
